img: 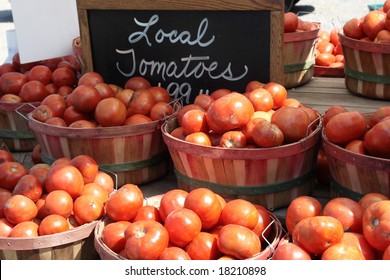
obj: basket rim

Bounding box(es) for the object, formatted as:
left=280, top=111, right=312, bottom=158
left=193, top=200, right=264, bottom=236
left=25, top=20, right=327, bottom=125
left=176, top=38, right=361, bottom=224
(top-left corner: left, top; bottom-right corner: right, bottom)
left=284, top=22, right=321, bottom=43
left=338, top=32, right=390, bottom=54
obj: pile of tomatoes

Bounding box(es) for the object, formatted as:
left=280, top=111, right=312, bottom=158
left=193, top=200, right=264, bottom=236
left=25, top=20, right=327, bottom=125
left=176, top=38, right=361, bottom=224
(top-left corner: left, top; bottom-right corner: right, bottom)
left=273, top=193, right=390, bottom=260
left=0, top=149, right=115, bottom=238
left=342, top=0, right=390, bottom=43
left=314, top=29, right=345, bottom=68
left=99, top=187, right=275, bottom=260
left=323, top=105, right=390, bottom=159
left=170, top=81, right=320, bottom=148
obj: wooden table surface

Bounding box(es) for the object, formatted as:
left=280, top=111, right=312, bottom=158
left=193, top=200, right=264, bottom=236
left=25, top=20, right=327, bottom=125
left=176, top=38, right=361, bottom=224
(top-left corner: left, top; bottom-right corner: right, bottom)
left=8, top=76, right=390, bottom=223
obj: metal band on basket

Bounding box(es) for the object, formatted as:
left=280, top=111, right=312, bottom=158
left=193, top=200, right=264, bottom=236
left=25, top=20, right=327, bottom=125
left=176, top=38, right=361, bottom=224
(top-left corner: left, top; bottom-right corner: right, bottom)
left=329, top=177, right=364, bottom=201
left=0, top=129, right=35, bottom=139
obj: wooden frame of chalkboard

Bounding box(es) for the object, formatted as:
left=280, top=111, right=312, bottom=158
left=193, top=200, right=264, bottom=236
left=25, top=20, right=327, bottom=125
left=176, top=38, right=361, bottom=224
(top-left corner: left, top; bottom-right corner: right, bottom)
left=76, top=0, right=284, bottom=104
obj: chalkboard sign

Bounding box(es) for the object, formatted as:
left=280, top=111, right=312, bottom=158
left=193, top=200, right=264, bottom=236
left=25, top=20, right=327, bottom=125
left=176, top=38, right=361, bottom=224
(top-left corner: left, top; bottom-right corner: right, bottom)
left=76, top=0, right=284, bottom=104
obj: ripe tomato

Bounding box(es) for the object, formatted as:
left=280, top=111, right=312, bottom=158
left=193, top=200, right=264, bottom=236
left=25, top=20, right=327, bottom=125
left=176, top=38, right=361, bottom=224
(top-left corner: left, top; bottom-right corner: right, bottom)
left=185, top=132, right=212, bottom=146
left=35, top=193, right=49, bottom=220
left=0, top=93, right=23, bottom=103
left=0, top=217, right=14, bottom=237
left=210, top=88, right=231, bottom=100
left=322, top=105, right=348, bottom=126
left=345, top=139, right=366, bottom=155
left=101, top=221, right=132, bottom=254
left=184, top=188, right=222, bottom=230
left=217, top=224, right=261, bottom=259
left=78, top=71, right=104, bottom=86
left=38, top=214, right=69, bottom=235
left=105, top=184, right=144, bottom=221
left=8, top=221, right=39, bottom=237
left=325, top=111, right=367, bottom=145
left=323, top=197, right=363, bottom=233
left=0, top=150, right=14, bottom=164
left=341, top=232, right=378, bottom=260
left=292, top=216, right=344, bottom=255
left=185, top=231, right=221, bottom=260
left=263, top=82, right=287, bottom=110
left=95, top=82, right=116, bottom=99
left=124, top=113, right=152, bottom=126
left=71, top=85, right=102, bottom=113
left=115, top=89, right=134, bottom=108
left=45, top=163, right=85, bottom=199
left=149, top=86, right=171, bottom=103
left=219, top=130, right=247, bottom=148
left=252, top=118, right=284, bottom=148
left=31, top=104, right=54, bottom=123
left=12, top=174, right=43, bottom=203
left=281, top=98, right=301, bottom=108
left=3, top=194, right=38, bottom=224
left=73, top=195, right=104, bottom=225
left=368, top=106, right=390, bottom=128
left=159, top=189, right=188, bottom=221
left=363, top=10, right=386, bottom=40
left=44, top=189, right=73, bottom=218
left=364, top=118, right=390, bottom=159
left=362, top=200, right=390, bottom=251
left=359, top=192, right=389, bottom=212
left=219, top=199, right=259, bottom=229
left=0, top=161, right=29, bottom=191
left=133, top=205, right=162, bottom=223
left=164, top=208, right=202, bottom=248
left=272, top=242, right=311, bottom=260
left=149, top=101, right=173, bottom=121
left=94, top=97, right=127, bottom=127
left=93, top=171, right=115, bottom=194
left=317, top=42, right=335, bottom=54
left=0, top=71, right=27, bottom=95
left=0, top=189, right=12, bottom=218
left=285, top=196, right=323, bottom=234
left=315, top=53, right=336, bottom=66
left=28, top=65, right=52, bottom=85
left=127, top=89, right=156, bottom=116
left=52, top=67, right=77, bottom=88
left=343, top=18, right=364, bottom=40
left=176, top=104, right=205, bottom=126
left=251, top=204, right=272, bottom=242
left=81, top=182, right=109, bottom=205
left=19, top=80, right=50, bottom=102
left=125, top=220, right=169, bottom=260
left=70, top=154, right=99, bottom=184
left=375, top=29, right=390, bottom=43
left=0, top=63, right=17, bottom=76
left=284, top=12, right=298, bottom=33
left=159, top=246, right=191, bottom=260
left=271, top=107, right=311, bottom=143
left=41, top=94, right=67, bottom=118
left=321, top=242, right=365, bottom=260
left=68, top=120, right=97, bottom=128
left=124, top=76, right=151, bottom=91
left=206, top=92, right=254, bottom=133
left=63, top=106, right=91, bottom=126
left=245, top=88, right=274, bottom=112
left=194, top=94, right=215, bottom=111
left=180, top=109, right=209, bottom=136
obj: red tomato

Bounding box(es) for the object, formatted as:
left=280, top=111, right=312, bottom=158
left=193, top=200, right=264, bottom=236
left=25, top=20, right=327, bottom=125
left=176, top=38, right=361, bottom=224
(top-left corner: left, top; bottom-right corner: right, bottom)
left=180, top=109, right=209, bottom=136
left=159, top=246, right=191, bottom=260
left=78, top=71, right=104, bottom=87
left=176, top=104, right=205, bottom=126
left=52, top=67, right=77, bottom=88
left=343, top=18, right=364, bottom=39
left=341, top=232, right=378, bottom=260
left=68, top=120, right=97, bottom=128
left=101, top=221, right=132, bottom=254
left=38, top=214, right=69, bottom=235
left=0, top=72, right=27, bottom=95
left=27, top=65, right=52, bottom=85
left=364, top=118, right=390, bottom=159
left=159, top=189, right=188, bottom=222
left=8, top=221, right=39, bottom=237
left=3, top=194, right=38, bottom=224
left=149, top=101, right=173, bottom=121
left=217, top=224, right=261, bottom=259
left=0, top=93, right=23, bottom=103
left=185, top=231, right=221, bottom=260
left=41, top=94, right=67, bottom=118
left=0, top=217, right=14, bottom=237
left=363, top=10, right=386, bottom=40
left=292, top=216, right=345, bottom=255
left=0, top=150, right=14, bottom=164
left=245, top=88, right=274, bottom=112
left=219, top=131, right=247, bottom=148
left=219, top=199, right=259, bottom=229
left=105, top=184, right=144, bottom=221
left=325, top=111, right=367, bottom=145
left=31, top=104, right=54, bottom=123
left=362, top=200, right=390, bottom=251
left=285, top=196, right=323, bottom=234
left=45, top=163, right=85, bottom=199
left=127, top=88, right=156, bottom=117
left=316, top=42, right=335, bottom=54
left=35, top=193, right=49, bottom=220
left=124, top=114, right=152, bottom=126
left=263, top=82, right=287, bottom=110
left=164, top=208, right=202, bottom=248
left=321, top=242, right=365, bottom=260
left=284, top=12, right=298, bottom=33
left=0, top=189, right=12, bottom=218
left=71, top=85, right=102, bottom=113
left=169, top=126, right=186, bottom=140
left=251, top=204, right=272, bottom=242
left=149, top=86, right=170, bottom=103
left=44, top=190, right=74, bottom=218
left=210, top=88, right=231, bottom=100
left=184, top=188, right=222, bottom=230
left=271, top=107, right=311, bottom=143
left=0, top=161, right=29, bottom=191
left=0, top=63, right=17, bottom=76
left=322, top=105, right=348, bottom=126
left=315, top=53, right=336, bottom=66
left=19, top=80, right=50, bottom=102
left=133, top=205, right=162, bottom=223
left=359, top=192, right=389, bottom=212
left=124, top=76, right=151, bottom=91
left=323, top=197, right=363, bottom=233
left=185, top=132, right=212, bottom=146
left=63, top=106, right=91, bottom=126
left=93, top=171, right=115, bottom=194
left=81, top=183, right=109, bottom=205
left=206, top=92, right=254, bottom=133
left=94, top=97, right=127, bottom=127
left=375, top=29, right=390, bottom=43
left=70, top=154, right=99, bottom=184
left=252, top=118, right=284, bottom=148
left=12, top=174, right=43, bottom=203
left=272, top=242, right=311, bottom=260
left=194, top=94, right=215, bottom=111
left=73, top=195, right=104, bottom=225
left=368, top=106, right=390, bottom=128
left=95, top=82, right=116, bottom=99
left=115, top=89, right=134, bottom=108
left=345, top=139, right=366, bottom=155
left=125, top=220, right=169, bottom=260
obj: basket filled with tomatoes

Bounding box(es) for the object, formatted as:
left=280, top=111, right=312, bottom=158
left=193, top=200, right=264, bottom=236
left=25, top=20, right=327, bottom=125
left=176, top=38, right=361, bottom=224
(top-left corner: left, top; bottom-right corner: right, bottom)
left=0, top=152, right=115, bottom=260
left=161, top=81, right=322, bottom=211
left=93, top=188, right=286, bottom=260
left=283, top=12, right=320, bottom=88
left=339, top=1, right=390, bottom=100
left=321, top=105, right=390, bottom=200
left=26, top=73, right=180, bottom=187
left=0, top=53, right=81, bottom=152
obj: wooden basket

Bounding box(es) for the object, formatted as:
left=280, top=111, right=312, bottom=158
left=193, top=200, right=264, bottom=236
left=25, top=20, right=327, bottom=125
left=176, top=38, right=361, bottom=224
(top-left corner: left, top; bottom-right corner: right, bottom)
left=94, top=194, right=285, bottom=260
left=339, top=33, right=390, bottom=100
left=161, top=117, right=322, bottom=211
left=0, top=221, right=98, bottom=260
left=283, top=23, right=320, bottom=89
left=0, top=102, right=38, bottom=152
left=27, top=108, right=179, bottom=187
left=321, top=127, right=390, bottom=201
